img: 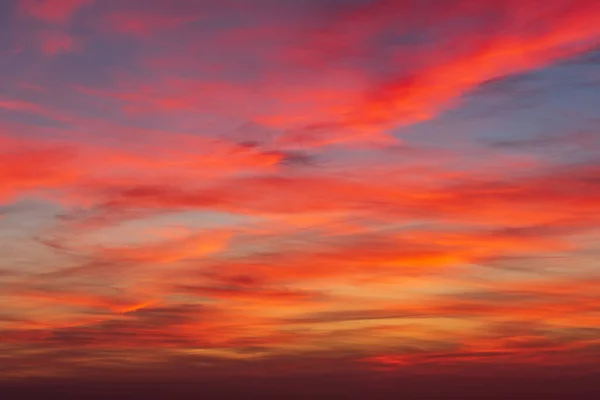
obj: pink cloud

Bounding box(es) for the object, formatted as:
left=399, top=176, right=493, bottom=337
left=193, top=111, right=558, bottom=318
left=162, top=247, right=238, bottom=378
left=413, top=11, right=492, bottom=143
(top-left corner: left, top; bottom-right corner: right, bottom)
left=19, top=0, right=94, bottom=23
left=38, top=29, right=79, bottom=55
left=103, top=11, right=199, bottom=37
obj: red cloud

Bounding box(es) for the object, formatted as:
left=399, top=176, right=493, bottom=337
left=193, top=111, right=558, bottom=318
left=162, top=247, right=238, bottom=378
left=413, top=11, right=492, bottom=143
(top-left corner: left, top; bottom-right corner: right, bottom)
left=0, top=137, right=80, bottom=203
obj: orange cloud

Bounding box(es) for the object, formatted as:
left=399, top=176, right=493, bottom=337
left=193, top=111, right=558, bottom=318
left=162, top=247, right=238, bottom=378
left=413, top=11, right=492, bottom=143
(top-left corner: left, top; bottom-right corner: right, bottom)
left=2, top=0, right=600, bottom=382
left=99, top=230, right=232, bottom=264
left=5, top=287, right=156, bottom=315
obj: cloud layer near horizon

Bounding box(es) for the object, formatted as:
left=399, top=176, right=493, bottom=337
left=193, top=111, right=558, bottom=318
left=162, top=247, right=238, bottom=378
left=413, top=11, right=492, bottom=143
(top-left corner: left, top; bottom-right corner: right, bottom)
left=1, top=0, right=600, bottom=380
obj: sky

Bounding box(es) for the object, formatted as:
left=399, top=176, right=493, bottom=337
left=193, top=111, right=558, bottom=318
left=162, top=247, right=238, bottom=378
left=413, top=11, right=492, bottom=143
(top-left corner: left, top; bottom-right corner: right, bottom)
left=1, top=0, right=600, bottom=397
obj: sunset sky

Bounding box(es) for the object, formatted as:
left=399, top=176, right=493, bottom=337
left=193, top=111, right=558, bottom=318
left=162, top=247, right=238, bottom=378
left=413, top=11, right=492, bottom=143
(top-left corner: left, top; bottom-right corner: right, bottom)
left=1, top=0, right=600, bottom=397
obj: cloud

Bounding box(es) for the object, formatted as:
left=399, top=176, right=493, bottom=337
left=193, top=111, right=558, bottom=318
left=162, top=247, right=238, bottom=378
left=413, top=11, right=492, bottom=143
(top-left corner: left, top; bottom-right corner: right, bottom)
left=97, top=230, right=232, bottom=264
left=2, top=0, right=600, bottom=382
left=19, top=0, right=94, bottom=23
left=0, top=136, right=80, bottom=203
left=315, top=0, right=600, bottom=125
left=3, top=286, right=154, bottom=314
left=176, top=284, right=322, bottom=306
left=101, top=11, right=199, bottom=37
left=38, top=29, right=79, bottom=55
left=0, top=127, right=282, bottom=206
left=0, top=98, right=70, bottom=121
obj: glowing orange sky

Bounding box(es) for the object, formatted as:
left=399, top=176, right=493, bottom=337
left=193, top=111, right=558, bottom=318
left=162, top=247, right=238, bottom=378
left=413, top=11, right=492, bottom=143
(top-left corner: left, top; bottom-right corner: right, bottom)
left=1, top=0, right=600, bottom=385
